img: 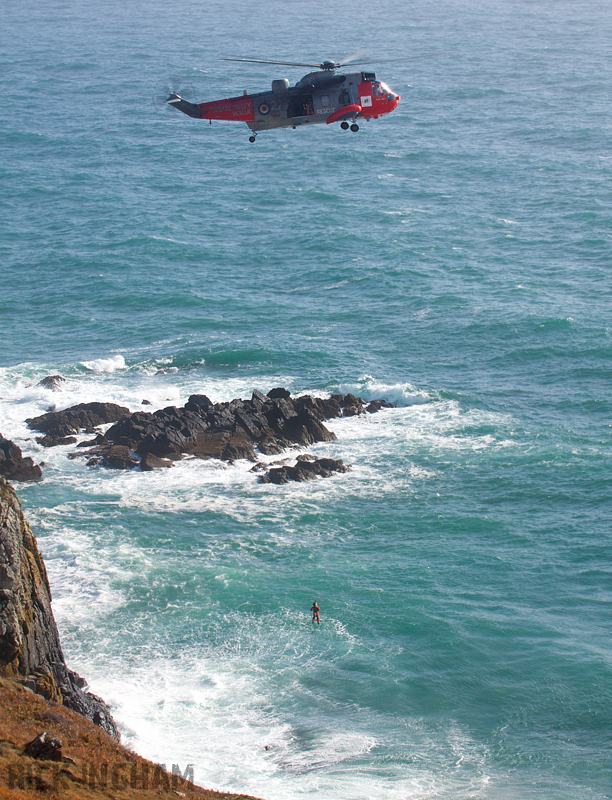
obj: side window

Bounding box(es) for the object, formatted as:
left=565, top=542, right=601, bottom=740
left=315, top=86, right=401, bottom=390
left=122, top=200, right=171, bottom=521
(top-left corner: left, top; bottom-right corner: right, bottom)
left=320, top=95, right=329, bottom=106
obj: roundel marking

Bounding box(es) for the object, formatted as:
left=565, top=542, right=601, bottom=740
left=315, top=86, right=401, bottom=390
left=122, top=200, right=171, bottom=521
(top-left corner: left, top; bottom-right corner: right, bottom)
left=258, top=103, right=270, bottom=115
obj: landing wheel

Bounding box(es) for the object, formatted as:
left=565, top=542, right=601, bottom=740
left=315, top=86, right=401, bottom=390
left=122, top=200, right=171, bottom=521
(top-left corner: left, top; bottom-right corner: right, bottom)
left=340, top=121, right=349, bottom=130
left=350, top=123, right=359, bottom=132
left=249, top=135, right=256, bottom=143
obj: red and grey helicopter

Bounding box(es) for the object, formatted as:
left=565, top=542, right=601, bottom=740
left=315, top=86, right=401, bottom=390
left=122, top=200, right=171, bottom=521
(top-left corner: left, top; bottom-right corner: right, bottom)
left=166, top=55, right=422, bottom=142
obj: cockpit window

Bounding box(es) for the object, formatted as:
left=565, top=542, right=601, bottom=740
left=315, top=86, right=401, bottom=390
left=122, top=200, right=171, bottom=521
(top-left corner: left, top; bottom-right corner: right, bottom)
left=380, top=82, right=391, bottom=94
left=372, top=82, right=385, bottom=97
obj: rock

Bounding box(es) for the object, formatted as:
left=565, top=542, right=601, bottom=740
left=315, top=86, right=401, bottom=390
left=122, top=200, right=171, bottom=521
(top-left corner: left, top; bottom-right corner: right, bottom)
left=266, top=396, right=297, bottom=425
left=234, top=406, right=269, bottom=439
left=184, top=394, right=213, bottom=415
left=100, top=446, right=139, bottom=470
left=140, top=453, right=174, bottom=471
left=338, top=393, right=365, bottom=416
left=283, top=406, right=337, bottom=446
left=0, top=435, right=42, bottom=482
left=366, top=399, right=396, bottom=413
left=266, top=467, right=289, bottom=484
left=24, top=731, right=64, bottom=761
left=259, top=456, right=349, bottom=484
left=251, top=389, right=269, bottom=409
left=224, top=432, right=257, bottom=462
left=109, top=406, right=208, bottom=457
left=317, top=457, right=350, bottom=474
left=26, top=402, right=131, bottom=442
left=0, top=479, right=119, bottom=739
left=322, top=397, right=343, bottom=418
left=36, top=435, right=78, bottom=448
left=286, top=463, right=319, bottom=482
left=76, top=434, right=108, bottom=448
left=257, top=436, right=289, bottom=455
left=206, top=405, right=235, bottom=432
left=189, top=431, right=230, bottom=460
left=267, top=387, right=291, bottom=400
left=37, top=375, right=66, bottom=391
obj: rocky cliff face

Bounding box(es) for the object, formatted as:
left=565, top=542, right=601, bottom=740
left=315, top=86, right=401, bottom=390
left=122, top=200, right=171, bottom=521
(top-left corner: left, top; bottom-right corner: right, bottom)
left=0, top=478, right=118, bottom=740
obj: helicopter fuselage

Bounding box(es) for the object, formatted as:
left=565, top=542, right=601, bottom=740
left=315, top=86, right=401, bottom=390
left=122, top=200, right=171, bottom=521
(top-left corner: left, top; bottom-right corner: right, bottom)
left=167, top=69, right=400, bottom=137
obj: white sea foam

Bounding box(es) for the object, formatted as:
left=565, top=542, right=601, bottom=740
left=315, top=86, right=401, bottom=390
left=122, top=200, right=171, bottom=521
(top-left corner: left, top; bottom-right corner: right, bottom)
left=333, top=375, right=431, bottom=407
left=79, top=354, right=127, bottom=373
left=75, top=616, right=494, bottom=800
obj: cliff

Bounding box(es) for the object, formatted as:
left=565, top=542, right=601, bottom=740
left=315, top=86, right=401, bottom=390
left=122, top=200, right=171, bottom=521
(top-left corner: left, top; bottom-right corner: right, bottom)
left=0, top=479, right=263, bottom=800
left=0, top=478, right=117, bottom=738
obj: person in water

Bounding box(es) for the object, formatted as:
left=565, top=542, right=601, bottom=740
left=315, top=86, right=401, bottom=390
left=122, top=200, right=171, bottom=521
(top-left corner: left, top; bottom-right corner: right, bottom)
left=311, top=600, right=320, bottom=624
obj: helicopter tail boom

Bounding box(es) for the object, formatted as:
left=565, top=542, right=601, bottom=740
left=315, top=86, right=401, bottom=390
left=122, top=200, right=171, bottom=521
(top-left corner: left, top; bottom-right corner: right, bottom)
left=167, top=92, right=255, bottom=122
left=165, top=93, right=202, bottom=118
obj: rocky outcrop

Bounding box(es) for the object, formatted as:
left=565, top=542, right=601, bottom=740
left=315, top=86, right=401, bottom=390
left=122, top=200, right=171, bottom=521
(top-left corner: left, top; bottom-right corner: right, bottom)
left=0, top=435, right=42, bottom=483
left=37, top=375, right=66, bottom=391
left=258, top=455, right=350, bottom=484
left=26, top=402, right=131, bottom=448
left=101, top=388, right=341, bottom=460
left=0, top=479, right=119, bottom=740
left=26, top=389, right=395, bottom=479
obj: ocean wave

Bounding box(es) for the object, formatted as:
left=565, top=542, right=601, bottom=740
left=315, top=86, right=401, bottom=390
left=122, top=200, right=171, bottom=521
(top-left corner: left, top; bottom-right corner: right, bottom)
left=331, top=375, right=431, bottom=407
left=79, top=354, right=127, bottom=373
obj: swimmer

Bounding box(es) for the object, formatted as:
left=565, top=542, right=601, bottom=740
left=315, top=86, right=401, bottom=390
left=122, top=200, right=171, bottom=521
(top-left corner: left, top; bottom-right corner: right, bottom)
left=311, top=600, right=320, bottom=624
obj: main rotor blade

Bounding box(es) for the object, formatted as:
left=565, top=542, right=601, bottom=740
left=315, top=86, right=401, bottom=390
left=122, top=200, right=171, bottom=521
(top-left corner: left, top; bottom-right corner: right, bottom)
left=347, top=52, right=449, bottom=66
left=222, top=52, right=448, bottom=71
left=337, top=49, right=369, bottom=66
left=222, top=57, right=323, bottom=68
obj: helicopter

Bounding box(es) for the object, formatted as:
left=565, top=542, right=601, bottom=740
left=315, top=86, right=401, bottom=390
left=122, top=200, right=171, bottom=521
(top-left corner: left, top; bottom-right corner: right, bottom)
left=165, top=55, right=430, bottom=142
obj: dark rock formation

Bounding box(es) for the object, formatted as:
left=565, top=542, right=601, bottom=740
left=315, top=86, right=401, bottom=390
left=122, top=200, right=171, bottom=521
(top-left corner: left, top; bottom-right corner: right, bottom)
left=140, top=453, right=174, bottom=471
left=24, top=731, right=64, bottom=761
left=259, top=456, right=350, bottom=484
left=0, top=479, right=119, bottom=740
left=100, top=389, right=343, bottom=465
left=37, top=375, right=66, bottom=391
left=37, top=434, right=78, bottom=448
left=0, top=435, right=42, bottom=483
left=26, top=402, right=131, bottom=441
left=27, top=389, right=395, bottom=481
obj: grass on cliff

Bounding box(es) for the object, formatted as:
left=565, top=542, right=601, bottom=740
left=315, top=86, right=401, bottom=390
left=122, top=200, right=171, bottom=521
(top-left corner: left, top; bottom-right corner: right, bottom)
left=0, top=678, right=261, bottom=800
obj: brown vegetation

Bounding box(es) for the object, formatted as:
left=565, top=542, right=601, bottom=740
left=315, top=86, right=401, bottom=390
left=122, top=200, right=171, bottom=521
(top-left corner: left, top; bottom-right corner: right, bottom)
left=0, top=677, right=262, bottom=800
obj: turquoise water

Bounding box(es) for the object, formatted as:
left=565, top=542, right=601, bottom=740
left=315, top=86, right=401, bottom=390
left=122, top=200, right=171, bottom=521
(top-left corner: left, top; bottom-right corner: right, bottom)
left=2, top=0, right=611, bottom=797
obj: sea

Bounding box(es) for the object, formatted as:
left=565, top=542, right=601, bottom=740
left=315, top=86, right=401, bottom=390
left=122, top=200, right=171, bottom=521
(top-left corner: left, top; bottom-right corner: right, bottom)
left=1, top=0, right=611, bottom=797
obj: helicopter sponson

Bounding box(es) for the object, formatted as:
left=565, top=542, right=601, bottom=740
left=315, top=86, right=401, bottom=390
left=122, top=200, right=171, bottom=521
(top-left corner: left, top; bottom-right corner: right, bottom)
left=166, top=68, right=400, bottom=141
